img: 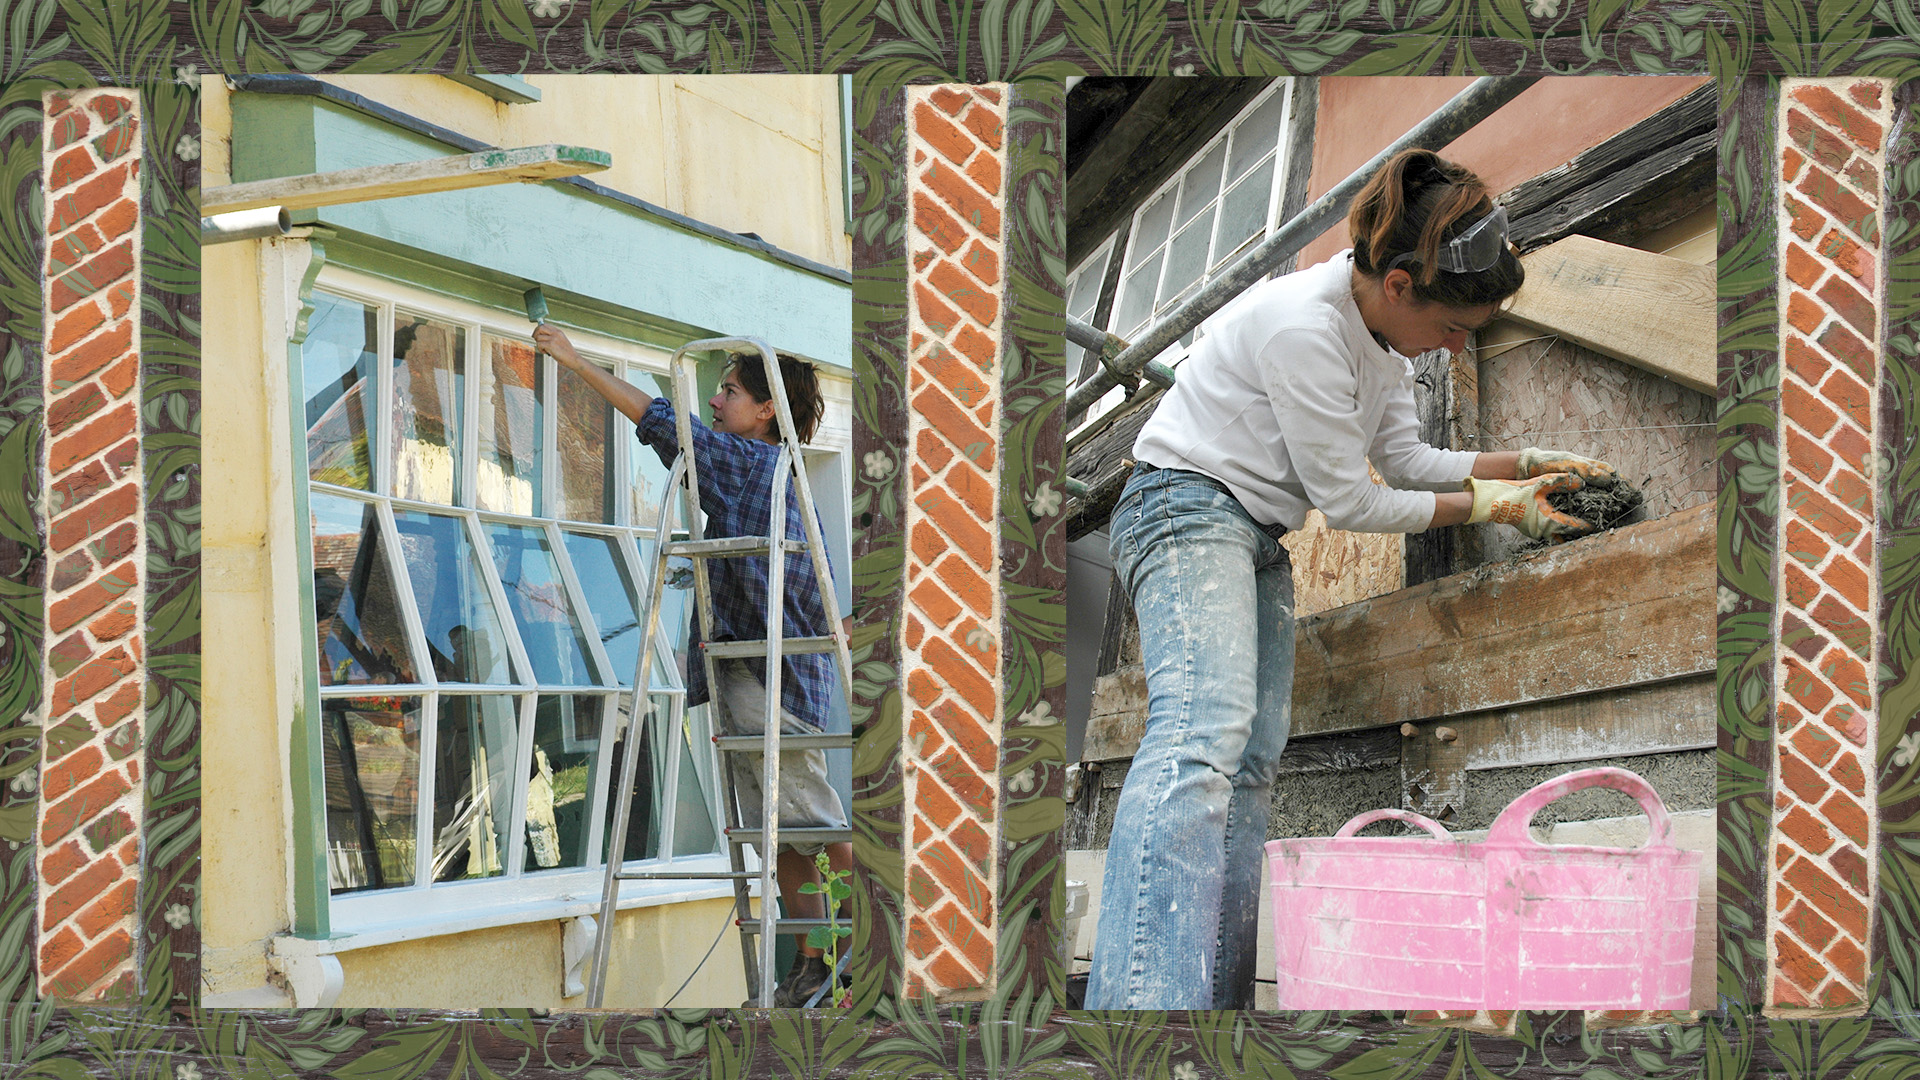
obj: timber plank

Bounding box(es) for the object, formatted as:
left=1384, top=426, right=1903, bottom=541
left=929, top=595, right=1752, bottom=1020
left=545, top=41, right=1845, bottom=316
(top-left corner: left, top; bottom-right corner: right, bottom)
left=1500, top=235, right=1715, bottom=393
left=202, top=144, right=613, bottom=214
left=1291, top=501, right=1712, bottom=738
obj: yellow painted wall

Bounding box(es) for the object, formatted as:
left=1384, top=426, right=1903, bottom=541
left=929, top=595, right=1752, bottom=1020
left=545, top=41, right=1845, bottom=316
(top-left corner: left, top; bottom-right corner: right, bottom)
left=314, top=75, right=851, bottom=271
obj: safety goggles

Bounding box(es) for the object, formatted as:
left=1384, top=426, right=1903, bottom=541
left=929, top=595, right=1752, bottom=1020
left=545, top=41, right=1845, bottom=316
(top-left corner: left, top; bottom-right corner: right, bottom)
left=1385, top=204, right=1510, bottom=275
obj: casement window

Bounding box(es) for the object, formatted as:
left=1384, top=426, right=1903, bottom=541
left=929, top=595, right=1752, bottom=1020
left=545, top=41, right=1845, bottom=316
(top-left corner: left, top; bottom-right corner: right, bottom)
left=1072, top=80, right=1295, bottom=432
left=297, top=269, right=849, bottom=929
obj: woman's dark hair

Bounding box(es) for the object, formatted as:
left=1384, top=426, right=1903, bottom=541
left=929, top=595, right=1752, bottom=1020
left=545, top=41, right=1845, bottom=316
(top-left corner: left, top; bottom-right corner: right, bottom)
left=1348, top=148, right=1524, bottom=308
left=728, top=350, right=825, bottom=444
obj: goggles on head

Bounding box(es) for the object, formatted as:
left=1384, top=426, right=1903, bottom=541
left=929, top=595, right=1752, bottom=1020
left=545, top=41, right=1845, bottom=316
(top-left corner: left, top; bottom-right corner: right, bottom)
left=1385, top=204, right=1510, bottom=276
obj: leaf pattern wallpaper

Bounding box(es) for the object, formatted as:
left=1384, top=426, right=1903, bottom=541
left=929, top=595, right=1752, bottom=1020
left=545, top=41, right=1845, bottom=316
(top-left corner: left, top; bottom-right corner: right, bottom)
left=0, top=1, right=1916, bottom=1077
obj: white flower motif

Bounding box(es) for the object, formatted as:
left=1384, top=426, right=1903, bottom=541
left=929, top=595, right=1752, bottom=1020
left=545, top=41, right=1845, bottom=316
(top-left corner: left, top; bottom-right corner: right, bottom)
left=1018, top=700, right=1057, bottom=727
left=1526, top=0, right=1557, bottom=17
left=177, top=1064, right=203, bottom=1080
left=1173, top=1062, right=1201, bottom=1080
left=1895, top=731, right=1920, bottom=769
left=175, top=133, right=200, bottom=162
left=529, top=0, right=563, bottom=16
left=863, top=450, right=894, bottom=479
left=175, top=64, right=199, bottom=87
left=1027, top=481, right=1061, bottom=518
left=8, top=770, right=36, bottom=793
left=965, top=626, right=994, bottom=653
left=1172, top=64, right=1197, bottom=77
left=1008, top=767, right=1035, bottom=794
left=164, top=903, right=193, bottom=929
left=1717, top=585, right=1739, bottom=615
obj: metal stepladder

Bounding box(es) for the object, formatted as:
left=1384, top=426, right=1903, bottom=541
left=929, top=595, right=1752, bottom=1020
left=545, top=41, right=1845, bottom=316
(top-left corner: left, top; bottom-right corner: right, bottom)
left=586, top=337, right=856, bottom=1008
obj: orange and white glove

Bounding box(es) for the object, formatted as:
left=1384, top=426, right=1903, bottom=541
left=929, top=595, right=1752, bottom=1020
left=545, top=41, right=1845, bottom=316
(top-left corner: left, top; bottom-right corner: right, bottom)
left=1515, top=446, right=1618, bottom=485
left=1464, top=474, right=1595, bottom=543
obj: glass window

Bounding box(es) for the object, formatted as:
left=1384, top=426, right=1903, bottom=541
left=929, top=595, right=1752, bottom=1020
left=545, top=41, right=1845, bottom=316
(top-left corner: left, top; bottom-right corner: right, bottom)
left=391, top=313, right=466, bottom=506
left=478, top=334, right=543, bottom=516
left=323, top=695, right=422, bottom=892
left=392, top=509, right=517, bottom=685
left=303, top=291, right=379, bottom=490
left=311, top=492, right=416, bottom=687
left=430, top=694, right=519, bottom=883
left=483, top=521, right=599, bottom=686
left=556, top=362, right=616, bottom=523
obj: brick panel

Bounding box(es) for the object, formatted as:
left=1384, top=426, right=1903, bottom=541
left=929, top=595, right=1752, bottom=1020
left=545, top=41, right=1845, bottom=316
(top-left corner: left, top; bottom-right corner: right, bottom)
left=1769, top=77, right=1889, bottom=1015
left=37, top=88, right=143, bottom=1003
left=900, top=84, right=1009, bottom=1001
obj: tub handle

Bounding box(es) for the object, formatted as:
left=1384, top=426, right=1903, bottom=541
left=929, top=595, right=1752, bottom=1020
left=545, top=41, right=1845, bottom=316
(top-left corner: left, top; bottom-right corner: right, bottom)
left=1487, top=766, right=1673, bottom=848
left=1334, top=808, right=1453, bottom=840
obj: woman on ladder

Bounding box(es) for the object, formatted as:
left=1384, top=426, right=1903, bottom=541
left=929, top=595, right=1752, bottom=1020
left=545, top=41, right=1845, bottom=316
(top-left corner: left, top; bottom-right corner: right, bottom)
left=1085, top=148, right=1621, bottom=1010
left=535, top=324, right=851, bottom=1008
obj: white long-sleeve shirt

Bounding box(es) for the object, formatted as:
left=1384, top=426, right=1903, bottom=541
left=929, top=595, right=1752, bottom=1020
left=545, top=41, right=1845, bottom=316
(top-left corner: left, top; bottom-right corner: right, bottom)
left=1133, top=251, right=1477, bottom=534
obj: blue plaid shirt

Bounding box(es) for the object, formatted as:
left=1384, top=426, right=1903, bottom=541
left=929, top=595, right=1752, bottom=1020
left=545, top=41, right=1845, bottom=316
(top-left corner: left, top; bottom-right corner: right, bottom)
left=637, top=397, right=836, bottom=729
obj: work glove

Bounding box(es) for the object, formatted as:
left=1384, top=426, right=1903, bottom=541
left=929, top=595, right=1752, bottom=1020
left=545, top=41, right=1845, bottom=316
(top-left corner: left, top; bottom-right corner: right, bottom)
left=1464, top=474, right=1596, bottom=543
left=1516, top=446, right=1618, bottom=486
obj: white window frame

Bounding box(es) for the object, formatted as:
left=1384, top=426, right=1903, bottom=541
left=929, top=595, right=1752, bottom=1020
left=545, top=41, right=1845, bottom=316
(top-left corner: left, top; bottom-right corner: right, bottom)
left=301, top=267, right=852, bottom=937
left=1073, top=80, right=1296, bottom=434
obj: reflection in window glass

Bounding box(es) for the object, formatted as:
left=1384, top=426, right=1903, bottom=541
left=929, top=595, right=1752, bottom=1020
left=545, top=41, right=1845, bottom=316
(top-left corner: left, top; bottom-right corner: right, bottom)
left=432, top=695, right=519, bottom=883
left=603, top=694, right=717, bottom=862
left=311, top=492, right=417, bottom=685
left=304, top=291, right=379, bottom=490
left=625, top=368, right=673, bottom=524
left=324, top=696, right=421, bottom=892
left=392, top=314, right=466, bottom=505
left=557, top=362, right=615, bottom=523
left=563, top=532, right=644, bottom=686
left=483, top=521, right=599, bottom=685
left=1216, top=159, right=1277, bottom=268
left=478, top=335, right=542, bottom=515
left=525, top=694, right=604, bottom=871
left=391, top=510, right=515, bottom=684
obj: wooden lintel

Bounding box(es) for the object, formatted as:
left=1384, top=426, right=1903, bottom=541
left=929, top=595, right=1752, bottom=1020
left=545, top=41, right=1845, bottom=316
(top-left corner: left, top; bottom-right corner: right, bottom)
left=1500, top=234, right=1714, bottom=394
left=1291, top=500, right=1713, bottom=739
left=202, top=144, right=613, bottom=215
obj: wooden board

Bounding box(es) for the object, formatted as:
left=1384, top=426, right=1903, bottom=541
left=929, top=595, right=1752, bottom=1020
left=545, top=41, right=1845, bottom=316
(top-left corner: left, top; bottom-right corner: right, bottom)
left=1290, top=500, right=1713, bottom=738
left=1500, top=235, right=1715, bottom=393
left=202, top=144, right=613, bottom=214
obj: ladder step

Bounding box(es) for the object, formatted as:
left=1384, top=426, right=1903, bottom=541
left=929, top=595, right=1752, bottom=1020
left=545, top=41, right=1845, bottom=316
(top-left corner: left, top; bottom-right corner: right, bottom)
left=737, top=918, right=846, bottom=936
left=702, top=636, right=836, bottom=659
left=727, top=827, right=852, bottom=846
left=615, top=869, right=764, bottom=881
left=668, top=536, right=810, bottom=558
left=714, top=733, right=852, bottom=752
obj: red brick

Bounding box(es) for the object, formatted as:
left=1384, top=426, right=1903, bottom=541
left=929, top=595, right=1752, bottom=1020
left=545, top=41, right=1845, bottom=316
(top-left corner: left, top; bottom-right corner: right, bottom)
left=1783, top=519, right=1833, bottom=569
left=89, top=601, right=136, bottom=643
left=1774, top=928, right=1825, bottom=993
left=928, top=258, right=1000, bottom=328
left=88, top=94, right=131, bottom=124
left=913, top=386, right=993, bottom=467
left=923, top=340, right=992, bottom=412
left=1787, top=477, right=1863, bottom=546
left=42, top=841, right=90, bottom=888
left=1786, top=196, right=1823, bottom=240
left=1783, top=854, right=1867, bottom=939
left=1831, top=750, right=1865, bottom=795
left=914, top=767, right=963, bottom=823
left=911, top=577, right=963, bottom=628
left=1781, top=613, right=1822, bottom=661
left=1779, top=743, right=1831, bottom=805
left=923, top=635, right=996, bottom=718
left=1817, top=276, right=1877, bottom=341
left=906, top=915, right=939, bottom=958
left=49, top=322, right=132, bottom=390
left=1820, top=791, right=1869, bottom=846
left=916, top=430, right=954, bottom=476
left=913, top=191, right=968, bottom=254
left=39, top=926, right=85, bottom=975
left=1793, top=84, right=1885, bottom=151
left=43, top=745, right=103, bottom=805
left=48, top=403, right=134, bottom=474
left=1783, top=899, right=1838, bottom=949
left=965, top=150, right=1002, bottom=197
left=48, top=108, right=91, bottom=150
left=959, top=240, right=1000, bottom=288
left=1779, top=805, right=1834, bottom=855
left=1845, top=158, right=1879, bottom=199
left=1829, top=467, right=1872, bottom=517
left=926, top=947, right=981, bottom=989
left=1773, top=975, right=1812, bottom=1007
left=48, top=628, right=92, bottom=681
left=951, top=324, right=996, bottom=371
left=43, top=850, right=124, bottom=925
left=1815, top=320, right=1874, bottom=382
left=914, top=281, right=960, bottom=334
left=96, top=198, right=137, bottom=243
left=924, top=159, right=1000, bottom=238
left=911, top=519, right=947, bottom=568
left=914, top=101, right=977, bottom=166
left=89, top=522, right=139, bottom=574
left=933, top=698, right=997, bottom=774
left=48, top=384, right=107, bottom=435
left=1784, top=242, right=1826, bottom=289
left=90, top=117, right=137, bottom=163
left=1832, top=842, right=1870, bottom=895
left=48, top=162, right=129, bottom=233
left=958, top=104, right=1003, bottom=151
left=49, top=301, right=107, bottom=356
left=1826, top=937, right=1867, bottom=988
left=50, top=461, right=111, bottom=518
left=904, top=613, right=925, bottom=651
left=928, top=87, right=971, bottom=117
left=75, top=878, right=137, bottom=941
left=1783, top=147, right=1805, bottom=183
left=1818, top=647, right=1871, bottom=708
left=1783, top=334, right=1828, bottom=390
left=950, top=818, right=991, bottom=870
left=1784, top=426, right=1833, bottom=482
left=47, top=145, right=96, bottom=191
left=906, top=668, right=940, bottom=707
left=948, top=462, right=995, bottom=522
left=920, top=839, right=990, bottom=913
left=1786, top=108, right=1853, bottom=171
left=1798, top=169, right=1879, bottom=243
left=51, top=644, right=135, bottom=709
left=929, top=901, right=991, bottom=970
left=1810, top=594, right=1868, bottom=654
left=103, top=718, right=139, bottom=763
left=915, top=489, right=991, bottom=568
left=1785, top=292, right=1825, bottom=337
left=1791, top=722, right=1840, bottom=768
left=50, top=240, right=135, bottom=314
left=45, top=929, right=133, bottom=1001
left=100, top=354, right=137, bottom=399
left=1783, top=562, right=1822, bottom=610
left=1848, top=81, right=1883, bottom=110
left=1833, top=702, right=1869, bottom=745
left=47, top=225, right=104, bottom=278
left=1823, top=547, right=1870, bottom=607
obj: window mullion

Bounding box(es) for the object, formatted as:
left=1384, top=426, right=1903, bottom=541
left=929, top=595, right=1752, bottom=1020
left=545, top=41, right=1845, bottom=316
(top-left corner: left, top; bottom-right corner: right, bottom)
left=504, top=692, right=536, bottom=878
left=466, top=510, right=537, bottom=687
left=549, top=520, right=616, bottom=687
left=376, top=498, right=437, bottom=690
left=541, top=349, right=559, bottom=518
left=463, top=323, right=481, bottom=508
left=374, top=301, right=394, bottom=496
left=416, top=689, right=440, bottom=890
left=583, top=693, right=614, bottom=868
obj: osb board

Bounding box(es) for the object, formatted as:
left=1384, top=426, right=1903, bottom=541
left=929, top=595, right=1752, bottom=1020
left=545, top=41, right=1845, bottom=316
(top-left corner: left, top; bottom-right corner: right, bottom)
left=1281, top=509, right=1404, bottom=618
left=1471, top=329, right=1714, bottom=566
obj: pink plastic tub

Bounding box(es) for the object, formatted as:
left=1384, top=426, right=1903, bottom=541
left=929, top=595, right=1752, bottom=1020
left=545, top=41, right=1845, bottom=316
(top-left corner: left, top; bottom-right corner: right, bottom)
left=1265, top=767, right=1700, bottom=1010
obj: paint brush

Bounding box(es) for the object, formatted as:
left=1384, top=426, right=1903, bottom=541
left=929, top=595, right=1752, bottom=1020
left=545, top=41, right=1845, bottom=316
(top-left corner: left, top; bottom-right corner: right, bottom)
left=522, top=286, right=549, bottom=324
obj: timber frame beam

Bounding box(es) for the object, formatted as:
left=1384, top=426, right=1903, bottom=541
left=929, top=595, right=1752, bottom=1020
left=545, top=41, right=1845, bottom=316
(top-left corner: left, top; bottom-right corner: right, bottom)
left=201, top=144, right=612, bottom=215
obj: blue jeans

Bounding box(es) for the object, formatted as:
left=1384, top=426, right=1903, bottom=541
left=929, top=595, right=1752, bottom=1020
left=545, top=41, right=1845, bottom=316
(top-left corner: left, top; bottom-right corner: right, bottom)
left=1084, top=464, right=1295, bottom=1010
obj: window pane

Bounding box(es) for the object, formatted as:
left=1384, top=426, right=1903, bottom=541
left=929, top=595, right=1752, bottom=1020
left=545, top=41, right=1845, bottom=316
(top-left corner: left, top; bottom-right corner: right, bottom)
left=1114, top=250, right=1162, bottom=339
left=483, top=521, right=599, bottom=685
left=1177, top=142, right=1226, bottom=225
left=1160, top=206, right=1215, bottom=311
left=563, top=532, right=644, bottom=686
left=392, top=509, right=515, bottom=684
left=311, top=492, right=417, bottom=686
left=478, top=334, right=543, bottom=515
left=431, top=694, right=519, bottom=883
left=1215, top=158, right=1277, bottom=270
left=391, top=313, right=466, bottom=506
left=557, top=362, right=615, bottom=523
left=525, top=694, right=605, bottom=871
left=602, top=694, right=718, bottom=863
left=625, top=368, right=673, bottom=526
left=1227, top=90, right=1287, bottom=181
left=323, top=695, right=421, bottom=893
left=303, top=291, right=378, bottom=490
left=1134, top=190, right=1176, bottom=256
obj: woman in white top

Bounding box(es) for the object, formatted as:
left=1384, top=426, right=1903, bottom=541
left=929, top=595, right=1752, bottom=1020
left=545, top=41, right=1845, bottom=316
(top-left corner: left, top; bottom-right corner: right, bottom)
left=1084, top=148, right=1618, bottom=1010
